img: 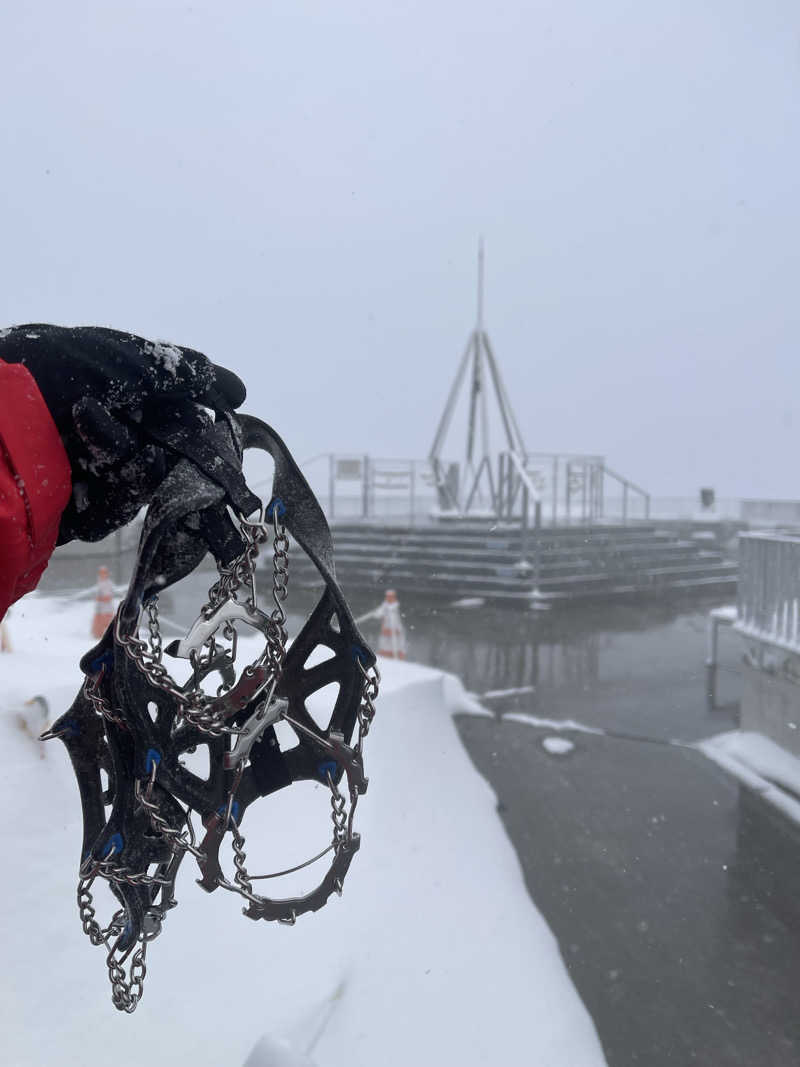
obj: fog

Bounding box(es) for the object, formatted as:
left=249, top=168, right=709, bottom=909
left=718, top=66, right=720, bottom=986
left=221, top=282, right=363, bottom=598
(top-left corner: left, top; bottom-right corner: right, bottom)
left=1, top=1, right=798, bottom=498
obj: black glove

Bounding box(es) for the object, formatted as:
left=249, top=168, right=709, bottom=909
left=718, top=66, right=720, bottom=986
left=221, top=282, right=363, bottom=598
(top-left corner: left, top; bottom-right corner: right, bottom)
left=0, top=324, right=247, bottom=543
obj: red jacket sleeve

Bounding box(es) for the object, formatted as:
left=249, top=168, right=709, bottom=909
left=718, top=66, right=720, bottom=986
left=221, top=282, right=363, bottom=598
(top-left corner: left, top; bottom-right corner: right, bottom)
left=0, top=359, right=72, bottom=617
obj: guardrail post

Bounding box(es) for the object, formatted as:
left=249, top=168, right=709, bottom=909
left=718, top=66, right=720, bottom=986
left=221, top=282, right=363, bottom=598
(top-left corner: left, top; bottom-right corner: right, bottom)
left=362, top=454, right=369, bottom=519
left=409, top=461, right=416, bottom=526
left=644, top=493, right=650, bottom=520
left=552, top=457, right=558, bottom=526
left=329, top=454, right=335, bottom=520
left=706, top=611, right=719, bottom=709
left=521, top=484, right=530, bottom=560
left=705, top=606, right=736, bottom=710
left=623, top=482, right=628, bottom=524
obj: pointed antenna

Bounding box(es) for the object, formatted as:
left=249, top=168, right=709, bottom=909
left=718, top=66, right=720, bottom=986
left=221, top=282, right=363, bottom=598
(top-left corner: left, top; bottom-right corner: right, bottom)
left=476, top=236, right=485, bottom=333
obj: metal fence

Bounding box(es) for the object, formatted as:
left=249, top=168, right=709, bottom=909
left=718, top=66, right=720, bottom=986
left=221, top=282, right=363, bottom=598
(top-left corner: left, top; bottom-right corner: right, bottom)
left=301, top=456, right=800, bottom=529
left=740, top=500, right=800, bottom=526
left=300, top=453, right=652, bottom=526
left=512, top=453, right=650, bottom=525
left=736, top=532, right=800, bottom=653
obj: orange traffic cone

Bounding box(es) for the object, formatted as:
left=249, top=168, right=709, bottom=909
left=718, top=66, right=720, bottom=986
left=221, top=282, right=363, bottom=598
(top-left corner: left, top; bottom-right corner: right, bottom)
left=377, top=589, right=406, bottom=659
left=91, top=566, right=115, bottom=638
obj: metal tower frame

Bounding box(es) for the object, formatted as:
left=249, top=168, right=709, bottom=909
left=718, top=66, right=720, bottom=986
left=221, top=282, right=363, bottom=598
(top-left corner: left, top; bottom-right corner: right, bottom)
left=428, top=241, right=527, bottom=515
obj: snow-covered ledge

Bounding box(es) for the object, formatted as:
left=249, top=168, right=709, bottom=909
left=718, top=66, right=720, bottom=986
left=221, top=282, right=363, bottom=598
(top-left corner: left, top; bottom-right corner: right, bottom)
left=1, top=595, right=606, bottom=1067
left=696, top=732, right=800, bottom=827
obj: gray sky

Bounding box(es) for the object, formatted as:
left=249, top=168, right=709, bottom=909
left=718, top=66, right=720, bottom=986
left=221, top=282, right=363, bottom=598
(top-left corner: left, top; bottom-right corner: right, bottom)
left=1, top=1, right=799, bottom=498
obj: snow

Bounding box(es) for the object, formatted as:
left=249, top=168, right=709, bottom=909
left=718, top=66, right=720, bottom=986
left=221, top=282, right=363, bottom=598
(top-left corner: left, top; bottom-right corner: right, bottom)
left=143, top=339, right=183, bottom=376
left=0, top=593, right=606, bottom=1067
left=542, top=736, right=575, bottom=756
left=481, top=685, right=536, bottom=699
left=697, top=730, right=800, bottom=825
left=502, top=712, right=606, bottom=736
left=709, top=604, right=737, bottom=623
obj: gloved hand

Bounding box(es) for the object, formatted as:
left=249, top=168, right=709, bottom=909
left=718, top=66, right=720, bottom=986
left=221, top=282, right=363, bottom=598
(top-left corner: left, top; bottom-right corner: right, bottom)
left=0, top=324, right=247, bottom=543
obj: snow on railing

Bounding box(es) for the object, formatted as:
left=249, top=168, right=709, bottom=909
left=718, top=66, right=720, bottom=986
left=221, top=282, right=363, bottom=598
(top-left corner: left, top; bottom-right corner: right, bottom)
left=736, top=532, right=800, bottom=653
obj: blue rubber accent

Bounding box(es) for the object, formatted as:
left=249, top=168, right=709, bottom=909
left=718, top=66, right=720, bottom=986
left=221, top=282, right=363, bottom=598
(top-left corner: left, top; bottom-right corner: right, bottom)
left=145, top=748, right=161, bottom=775
left=351, top=644, right=369, bottom=665
left=266, top=497, right=286, bottom=521
left=89, top=649, right=114, bottom=674
left=59, top=718, right=79, bottom=738
left=318, top=760, right=338, bottom=780
left=102, top=833, right=123, bottom=859
left=217, top=800, right=240, bottom=825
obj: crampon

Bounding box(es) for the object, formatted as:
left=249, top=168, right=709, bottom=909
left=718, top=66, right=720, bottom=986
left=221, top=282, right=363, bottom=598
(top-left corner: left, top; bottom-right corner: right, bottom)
left=44, top=411, right=379, bottom=1013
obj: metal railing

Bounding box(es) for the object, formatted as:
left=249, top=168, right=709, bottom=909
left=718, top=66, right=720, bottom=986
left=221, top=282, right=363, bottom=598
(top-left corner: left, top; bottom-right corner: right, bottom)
left=300, top=452, right=653, bottom=526
left=736, top=532, right=800, bottom=653
left=514, top=453, right=650, bottom=525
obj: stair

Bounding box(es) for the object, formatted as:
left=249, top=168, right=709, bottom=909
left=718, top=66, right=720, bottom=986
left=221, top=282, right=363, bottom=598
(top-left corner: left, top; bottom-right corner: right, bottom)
left=280, top=521, right=738, bottom=605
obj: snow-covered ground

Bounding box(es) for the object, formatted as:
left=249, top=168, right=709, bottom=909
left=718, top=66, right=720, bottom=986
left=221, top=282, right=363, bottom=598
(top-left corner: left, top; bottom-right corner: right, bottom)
left=0, top=594, right=606, bottom=1067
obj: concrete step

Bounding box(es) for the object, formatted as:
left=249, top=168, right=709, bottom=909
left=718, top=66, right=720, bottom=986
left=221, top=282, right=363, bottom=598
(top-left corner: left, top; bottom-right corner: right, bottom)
left=537, top=563, right=737, bottom=594
left=330, top=526, right=670, bottom=553
left=330, top=521, right=657, bottom=539
left=289, top=562, right=739, bottom=606
left=285, top=521, right=738, bottom=605
left=326, top=546, right=721, bottom=571
left=315, top=548, right=725, bottom=582
left=535, top=573, right=738, bottom=604
left=326, top=538, right=706, bottom=567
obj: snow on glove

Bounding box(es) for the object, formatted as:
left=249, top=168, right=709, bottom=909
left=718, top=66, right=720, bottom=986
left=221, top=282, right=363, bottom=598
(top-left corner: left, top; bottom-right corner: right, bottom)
left=0, top=324, right=247, bottom=543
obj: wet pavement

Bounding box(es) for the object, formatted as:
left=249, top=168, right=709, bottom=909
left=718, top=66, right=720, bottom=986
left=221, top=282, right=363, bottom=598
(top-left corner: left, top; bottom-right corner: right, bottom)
left=397, top=597, right=800, bottom=1067
left=457, top=718, right=800, bottom=1066
left=38, top=557, right=800, bottom=1065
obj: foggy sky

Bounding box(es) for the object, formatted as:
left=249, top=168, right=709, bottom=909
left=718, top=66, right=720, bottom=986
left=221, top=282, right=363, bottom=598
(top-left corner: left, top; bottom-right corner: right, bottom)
left=1, top=1, right=799, bottom=499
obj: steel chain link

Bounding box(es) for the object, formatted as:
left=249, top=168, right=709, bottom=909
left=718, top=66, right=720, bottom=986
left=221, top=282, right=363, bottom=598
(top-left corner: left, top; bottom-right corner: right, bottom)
left=114, top=512, right=281, bottom=737
left=107, top=941, right=147, bottom=1014
left=134, top=769, right=208, bottom=863
left=76, top=874, right=150, bottom=1013
left=214, top=657, right=380, bottom=911
left=77, top=502, right=379, bottom=1010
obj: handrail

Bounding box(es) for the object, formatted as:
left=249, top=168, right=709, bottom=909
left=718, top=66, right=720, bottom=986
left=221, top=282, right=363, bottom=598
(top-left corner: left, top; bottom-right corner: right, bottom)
left=525, top=449, right=605, bottom=464
left=300, top=451, right=652, bottom=525
left=739, top=531, right=800, bottom=545
left=602, top=465, right=650, bottom=521
left=505, top=449, right=542, bottom=503
left=602, top=465, right=649, bottom=499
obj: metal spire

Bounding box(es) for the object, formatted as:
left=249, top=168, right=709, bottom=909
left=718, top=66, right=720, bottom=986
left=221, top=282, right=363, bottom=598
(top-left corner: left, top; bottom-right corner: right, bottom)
left=476, top=235, right=484, bottom=334
left=429, top=240, right=527, bottom=514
